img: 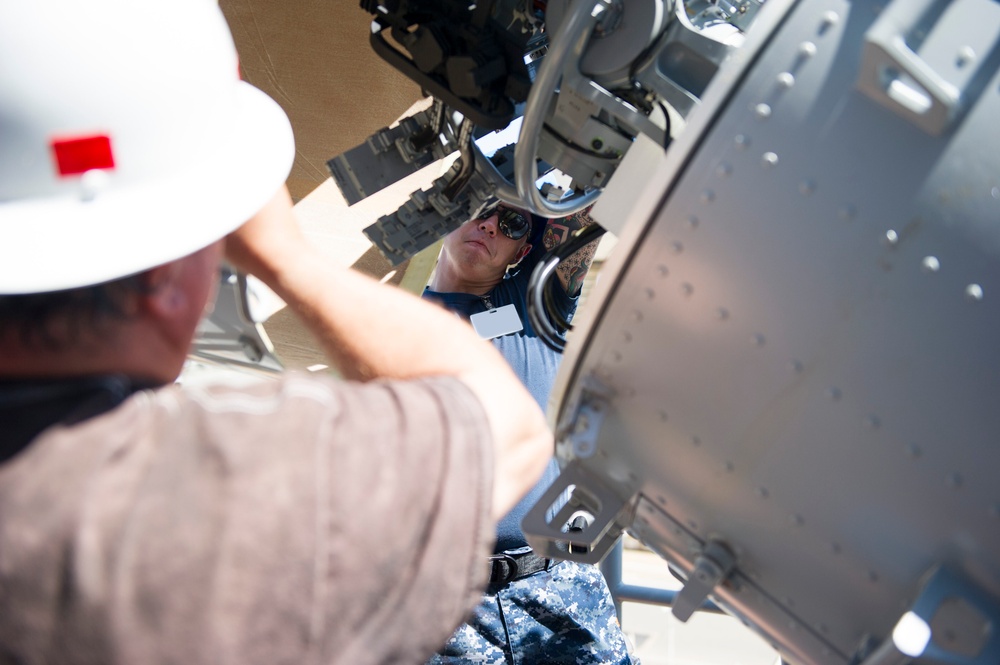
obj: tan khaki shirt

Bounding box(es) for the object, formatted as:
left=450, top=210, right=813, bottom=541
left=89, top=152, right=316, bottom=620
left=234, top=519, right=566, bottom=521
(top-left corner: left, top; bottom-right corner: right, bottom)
left=0, top=374, right=494, bottom=664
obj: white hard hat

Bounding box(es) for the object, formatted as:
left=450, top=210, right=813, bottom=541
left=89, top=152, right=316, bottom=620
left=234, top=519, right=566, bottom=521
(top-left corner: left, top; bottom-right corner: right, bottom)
left=0, top=0, right=295, bottom=294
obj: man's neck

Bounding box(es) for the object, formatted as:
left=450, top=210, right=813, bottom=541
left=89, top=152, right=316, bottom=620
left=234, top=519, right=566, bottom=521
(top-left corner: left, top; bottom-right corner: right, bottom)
left=0, top=321, right=181, bottom=385
left=428, top=255, right=503, bottom=296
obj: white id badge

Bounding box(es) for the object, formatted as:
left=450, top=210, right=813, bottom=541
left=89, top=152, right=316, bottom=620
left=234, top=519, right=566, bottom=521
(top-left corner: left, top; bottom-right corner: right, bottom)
left=470, top=304, right=523, bottom=339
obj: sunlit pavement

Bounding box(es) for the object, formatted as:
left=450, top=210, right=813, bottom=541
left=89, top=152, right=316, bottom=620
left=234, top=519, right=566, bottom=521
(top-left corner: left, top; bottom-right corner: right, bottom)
left=620, top=542, right=780, bottom=665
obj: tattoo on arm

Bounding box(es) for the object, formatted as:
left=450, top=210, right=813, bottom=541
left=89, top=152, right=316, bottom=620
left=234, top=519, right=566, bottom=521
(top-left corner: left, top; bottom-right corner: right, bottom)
left=547, top=207, right=601, bottom=297
left=542, top=224, right=569, bottom=252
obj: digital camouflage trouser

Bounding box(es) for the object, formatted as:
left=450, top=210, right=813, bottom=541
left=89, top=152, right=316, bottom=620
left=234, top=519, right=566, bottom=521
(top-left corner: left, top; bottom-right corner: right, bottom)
left=427, top=559, right=640, bottom=665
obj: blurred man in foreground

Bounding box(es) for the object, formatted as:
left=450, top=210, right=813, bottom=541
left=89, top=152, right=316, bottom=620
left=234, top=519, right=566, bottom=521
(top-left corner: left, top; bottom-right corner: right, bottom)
left=0, top=1, right=550, bottom=663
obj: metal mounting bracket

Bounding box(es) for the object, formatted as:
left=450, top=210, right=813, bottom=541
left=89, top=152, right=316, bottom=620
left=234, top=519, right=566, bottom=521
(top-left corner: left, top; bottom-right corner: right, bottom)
left=672, top=538, right=737, bottom=622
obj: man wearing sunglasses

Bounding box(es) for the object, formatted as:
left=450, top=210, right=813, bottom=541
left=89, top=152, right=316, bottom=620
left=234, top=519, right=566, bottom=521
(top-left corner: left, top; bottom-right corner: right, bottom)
left=423, top=203, right=637, bottom=664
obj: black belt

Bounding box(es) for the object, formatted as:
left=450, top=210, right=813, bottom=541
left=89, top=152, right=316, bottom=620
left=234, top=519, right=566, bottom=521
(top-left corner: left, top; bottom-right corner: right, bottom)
left=487, top=546, right=558, bottom=592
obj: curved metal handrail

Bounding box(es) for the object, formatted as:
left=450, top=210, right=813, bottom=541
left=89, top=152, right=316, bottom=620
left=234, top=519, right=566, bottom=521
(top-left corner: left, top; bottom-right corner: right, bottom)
left=513, top=0, right=606, bottom=218
left=526, top=223, right=607, bottom=352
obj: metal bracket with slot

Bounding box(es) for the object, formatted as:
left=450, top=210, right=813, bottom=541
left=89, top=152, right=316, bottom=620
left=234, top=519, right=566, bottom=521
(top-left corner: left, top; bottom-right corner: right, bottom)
left=521, top=460, right=634, bottom=564
left=858, top=565, right=1000, bottom=665
left=857, top=0, right=1000, bottom=136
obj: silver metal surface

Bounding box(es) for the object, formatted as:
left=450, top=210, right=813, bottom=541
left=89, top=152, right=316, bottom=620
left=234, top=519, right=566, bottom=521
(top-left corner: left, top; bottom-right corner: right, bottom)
left=192, top=270, right=283, bottom=373
left=526, top=0, right=1000, bottom=662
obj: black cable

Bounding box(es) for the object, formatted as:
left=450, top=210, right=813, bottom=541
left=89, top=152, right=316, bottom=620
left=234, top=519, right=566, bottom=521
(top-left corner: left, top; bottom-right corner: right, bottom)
left=544, top=275, right=573, bottom=332
left=527, top=253, right=565, bottom=352
left=656, top=101, right=673, bottom=149
left=526, top=223, right=607, bottom=353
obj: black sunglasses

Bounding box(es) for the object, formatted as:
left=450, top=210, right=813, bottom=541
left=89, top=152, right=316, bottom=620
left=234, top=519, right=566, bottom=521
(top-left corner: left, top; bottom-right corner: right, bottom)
left=481, top=204, right=532, bottom=241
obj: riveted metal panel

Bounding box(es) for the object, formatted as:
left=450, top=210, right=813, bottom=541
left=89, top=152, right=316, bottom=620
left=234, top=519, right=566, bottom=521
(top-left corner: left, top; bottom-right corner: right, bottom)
left=534, top=0, right=1000, bottom=662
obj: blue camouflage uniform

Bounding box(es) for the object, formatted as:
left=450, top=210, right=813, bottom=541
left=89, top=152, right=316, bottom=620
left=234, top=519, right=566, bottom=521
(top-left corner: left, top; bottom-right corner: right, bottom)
left=423, top=232, right=637, bottom=665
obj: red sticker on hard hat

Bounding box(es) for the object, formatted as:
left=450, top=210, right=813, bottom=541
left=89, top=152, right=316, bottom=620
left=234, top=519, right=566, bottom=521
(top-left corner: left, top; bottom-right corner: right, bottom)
left=51, top=134, right=115, bottom=176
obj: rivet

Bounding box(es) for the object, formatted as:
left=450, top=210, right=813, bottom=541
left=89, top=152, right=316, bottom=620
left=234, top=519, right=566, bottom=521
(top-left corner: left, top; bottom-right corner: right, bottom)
left=777, top=72, right=795, bottom=88
left=992, top=186, right=1000, bottom=199
left=671, top=242, right=684, bottom=254
left=799, top=179, right=816, bottom=196
left=691, top=435, right=702, bottom=447
left=906, top=444, right=922, bottom=459
left=657, top=264, right=669, bottom=277
left=756, top=487, right=769, bottom=499
left=701, top=189, right=716, bottom=203
left=716, top=307, right=730, bottom=321
left=79, top=169, right=111, bottom=202
left=820, top=10, right=840, bottom=29
left=751, top=333, right=766, bottom=347
left=946, top=472, right=963, bottom=489
left=838, top=205, right=857, bottom=220
left=830, top=542, right=841, bottom=554
left=762, top=152, right=779, bottom=168
left=716, top=162, right=733, bottom=177
left=658, top=410, right=668, bottom=422
left=755, top=103, right=772, bottom=119
left=789, top=360, right=804, bottom=373
left=790, top=514, right=804, bottom=527
left=687, top=519, right=699, bottom=531
left=612, top=351, right=623, bottom=362
left=965, top=284, right=984, bottom=301
left=657, top=495, right=668, bottom=505
left=827, top=387, right=842, bottom=401
left=868, top=571, right=879, bottom=583
left=686, top=215, right=700, bottom=229
left=632, top=309, right=644, bottom=322
left=622, top=330, right=633, bottom=343
left=865, top=414, right=881, bottom=430
left=799, top=41, right=818, bottom=58
left=725, top=460, right=735, bottom=472
left=628, top=472, right=639, bottom=482
left=956, top=46, right=976, bottom=68
left=734, top=134, right=751, bottom=150
left=884, top=229, right=899, bottom=246
left=645, top=287, right=655, bottom=300
left=681, top=283, right=694, bottom=297
left=921, top=256, right=941, bottom=273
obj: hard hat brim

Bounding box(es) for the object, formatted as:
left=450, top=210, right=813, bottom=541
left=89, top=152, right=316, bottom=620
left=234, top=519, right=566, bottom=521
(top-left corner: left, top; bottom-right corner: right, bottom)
left=0, top=82, right=295, bottom=295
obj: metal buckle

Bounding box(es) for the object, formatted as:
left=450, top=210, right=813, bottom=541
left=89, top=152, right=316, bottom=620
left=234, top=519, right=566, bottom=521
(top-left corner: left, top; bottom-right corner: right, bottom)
left=488, top=553, right=519, bottom=587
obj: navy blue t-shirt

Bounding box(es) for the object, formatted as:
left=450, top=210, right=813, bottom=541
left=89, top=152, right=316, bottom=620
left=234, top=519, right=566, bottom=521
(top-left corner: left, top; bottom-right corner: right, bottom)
left=423, top=243, right=576, bottom=552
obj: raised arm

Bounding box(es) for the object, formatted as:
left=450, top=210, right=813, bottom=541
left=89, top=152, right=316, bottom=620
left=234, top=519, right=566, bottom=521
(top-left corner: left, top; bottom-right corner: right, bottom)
left=539, top=206, right=602, bottom=297
left=224, top=186, right=551, bottom=521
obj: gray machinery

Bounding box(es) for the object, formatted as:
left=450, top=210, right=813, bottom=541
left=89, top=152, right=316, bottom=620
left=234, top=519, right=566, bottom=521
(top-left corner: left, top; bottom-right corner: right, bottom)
left=285, top=0, right=1000, bottom=663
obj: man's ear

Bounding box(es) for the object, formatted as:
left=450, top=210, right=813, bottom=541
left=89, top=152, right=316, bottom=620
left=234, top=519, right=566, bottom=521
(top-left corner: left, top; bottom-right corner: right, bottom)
left=138, top=262, right=187, bottom=321
left=513, top=242, right=532, bottom=265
